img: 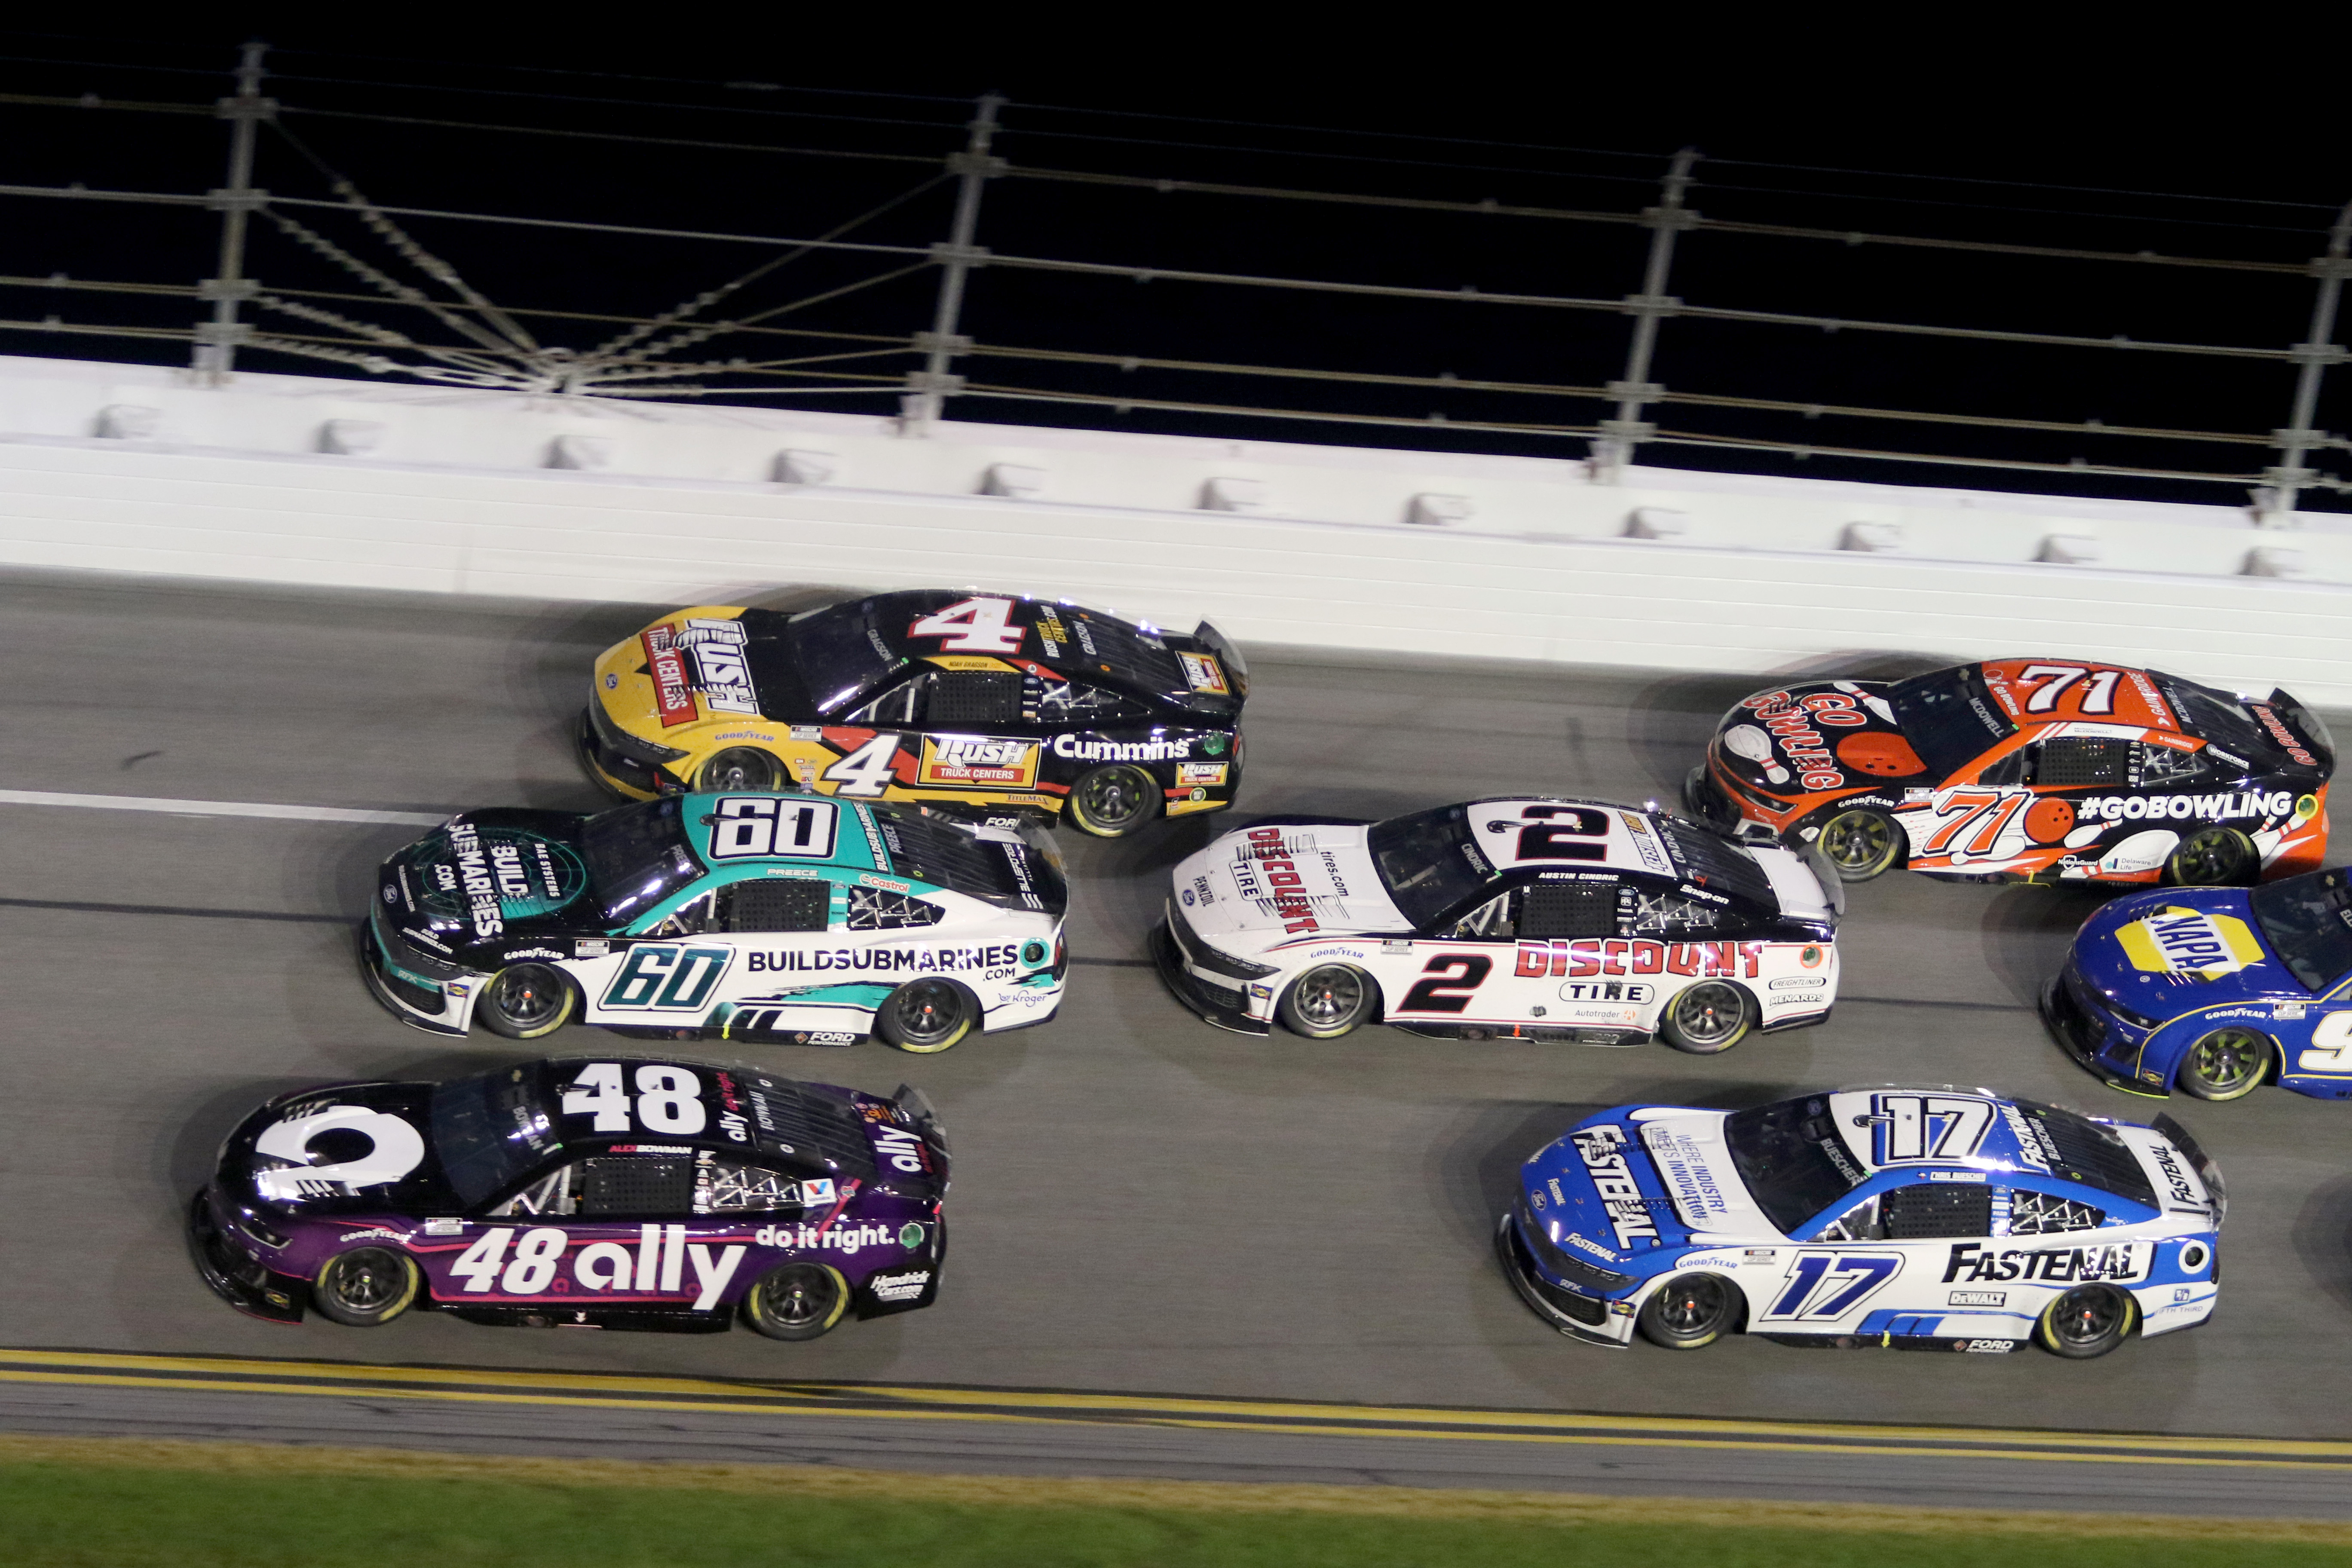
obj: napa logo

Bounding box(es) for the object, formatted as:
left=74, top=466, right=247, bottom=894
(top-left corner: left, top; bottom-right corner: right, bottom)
left=2116, top=906, right=2264, bottom=980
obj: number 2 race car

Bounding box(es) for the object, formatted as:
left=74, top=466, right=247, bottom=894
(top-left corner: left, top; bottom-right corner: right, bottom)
left=363, top=793, right=1065, bottom=1053
left=1686, top=660, right=2332, bottom=887
left=580, top=590, right=1248, bottom=837
left=2046, top=865, right=2352, bottom=1102
left=1500, top=1087, right=2223, bottom=1358
left=189, top=1057, right=946, bottom=1340
left=1155, top=797, right=1842, bottom=1053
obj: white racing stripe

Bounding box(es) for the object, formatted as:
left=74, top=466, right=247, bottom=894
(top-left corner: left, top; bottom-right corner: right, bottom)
left=0, top=789, right=449, bottom=827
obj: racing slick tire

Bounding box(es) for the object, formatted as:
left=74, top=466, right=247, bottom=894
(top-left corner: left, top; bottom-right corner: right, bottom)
left=1065, top=764, right=1160, bottom=838
left=1277, top=964, right=1379, bottom=1039
left=476, top=964, right=578, bottom=1039
left=875, top=977, right=978, bottom=1054
left=1813, top=807, right=1904, bottom=882
left=2036, top=1282, right=2136, bottom=1359
left=2176, top=1026, right=2272, bottom=1102
left=742, top=1262, right=850, bottom=1341
left=698, top=747, right=781, bottom=793
left=1638, top=1272, right=1741, bottom=1350
left=2165, top=826, right=2256, bottom=888
left=311, top=1247, right=421, bottom=1327
left=1658, top=981, right=1756, bottom=1055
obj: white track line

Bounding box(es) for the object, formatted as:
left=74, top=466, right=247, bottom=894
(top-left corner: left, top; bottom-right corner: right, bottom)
left=0, top=789, right=449, bottom=827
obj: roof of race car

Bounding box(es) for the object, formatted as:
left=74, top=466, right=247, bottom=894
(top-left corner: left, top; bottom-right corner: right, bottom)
left=1805, top=1088, right=2160, bottom=1204
left=1461, top=798, right=1782, bottom=907
left=525, top=1057, right=883, bottom=1178
left=1975, top=660, right=2183, bottom=732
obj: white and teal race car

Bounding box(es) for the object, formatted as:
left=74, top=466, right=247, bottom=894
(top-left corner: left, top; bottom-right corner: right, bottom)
left=363, top=793, right=1066, bottom=1052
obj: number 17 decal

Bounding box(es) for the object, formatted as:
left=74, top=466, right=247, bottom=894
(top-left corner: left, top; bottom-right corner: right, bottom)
left=1763, top=1252, right=1903, bottom=1320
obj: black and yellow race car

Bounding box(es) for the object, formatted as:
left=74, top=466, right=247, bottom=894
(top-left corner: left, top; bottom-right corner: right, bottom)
left=581, top=591, right=1248, bottom=837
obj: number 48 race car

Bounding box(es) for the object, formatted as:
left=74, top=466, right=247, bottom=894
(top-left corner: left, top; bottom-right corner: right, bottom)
left=1500, top=1087, right=2223, bottom=1358
left=1156, top=797, right=1842, bottom=1054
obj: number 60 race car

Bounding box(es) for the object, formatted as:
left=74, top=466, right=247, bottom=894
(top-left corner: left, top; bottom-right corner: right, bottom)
left=1155, top=797, right=1841, bottom=1054
left=581, top=590, right=1248, bottom=838
left=1500, top=1087, right=2223, bottom=1358
left=189, top=1057, right=946, bottom=1340
left=364, top=792, right=1065, bottom=1054
left=1686, top=660, right=2331, bottom=887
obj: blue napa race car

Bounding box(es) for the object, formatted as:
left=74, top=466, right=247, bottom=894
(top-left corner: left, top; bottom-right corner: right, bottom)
left=2044, top=866, right=2352, bottom=1102
left=1499, top=1086, right=2222, bottom=1359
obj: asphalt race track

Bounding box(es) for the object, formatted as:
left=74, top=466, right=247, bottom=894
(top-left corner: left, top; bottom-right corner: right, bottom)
left=6, top=566, right=2351, bottom=1511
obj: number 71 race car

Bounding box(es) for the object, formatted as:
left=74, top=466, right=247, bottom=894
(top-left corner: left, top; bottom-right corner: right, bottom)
left=189, top=1057, right=946, bottom=1339
left=581, top=590, right=1247, bottom=838
left=1155, top=797, right=1841, bottom=1054
left=1500, top=1087, right=2223, bottom=1357
left=1686, top=660, right=2331, bottom=887
left=364, top=792, right=1065, bottom=1053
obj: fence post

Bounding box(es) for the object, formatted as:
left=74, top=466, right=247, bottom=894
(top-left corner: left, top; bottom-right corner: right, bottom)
left=1591, top=147, right=1699, bottom=484
left=903, top=93, right=1006, bottom=434
left=193, top=40, right=272, bottom=385
left=2254, top=197, right=2352, bottom=527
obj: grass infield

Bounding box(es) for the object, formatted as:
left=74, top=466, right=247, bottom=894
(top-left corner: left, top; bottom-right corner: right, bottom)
left=0, top=1436, right=2346, bottom=1566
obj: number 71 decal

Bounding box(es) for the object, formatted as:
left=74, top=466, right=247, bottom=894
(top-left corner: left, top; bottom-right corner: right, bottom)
left=1762, top=1252, right=1904, bottom=1321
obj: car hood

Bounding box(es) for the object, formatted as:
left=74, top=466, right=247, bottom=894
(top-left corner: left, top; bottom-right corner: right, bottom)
left=1169, top=824, right=1411, bottom=946
left=2073, top=886, right=2296, bottom=1014
left=220, top=1081, right=462, bottom=1215
left=383, top=808, right=600, bottom=947
left=1522, top=1110, right=1779, bottom=1268
left=1711, top=679, right=1926, bottom=796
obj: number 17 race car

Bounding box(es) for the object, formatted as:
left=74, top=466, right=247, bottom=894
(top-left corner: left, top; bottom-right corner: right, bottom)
left=1686, top=659, right=2331, bottom=887
left=1156, top=797, right=1842, bottom=1054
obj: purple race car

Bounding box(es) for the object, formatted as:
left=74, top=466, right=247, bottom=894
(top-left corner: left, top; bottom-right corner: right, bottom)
left=188, top=1056, right=946, bottom=1340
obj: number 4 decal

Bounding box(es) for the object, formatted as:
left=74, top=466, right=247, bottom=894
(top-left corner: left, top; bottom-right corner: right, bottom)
left=1763, top=1252, right=1903, bottom=1320
left=823, top=733, right=901, bottom=797
left=910, top=597, right=1025, bottom=654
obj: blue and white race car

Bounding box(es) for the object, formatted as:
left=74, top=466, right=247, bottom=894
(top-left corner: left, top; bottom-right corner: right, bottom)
left=2045, top=865, right=2352, bottom=1102
left=1500, top=1086, right=2222, bottom=1358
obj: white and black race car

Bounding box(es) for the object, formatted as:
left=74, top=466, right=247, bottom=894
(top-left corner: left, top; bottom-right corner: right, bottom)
left=1154, top=797, right=1843, bottom=1053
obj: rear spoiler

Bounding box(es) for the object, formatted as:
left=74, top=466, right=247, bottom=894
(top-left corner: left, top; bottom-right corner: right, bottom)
left=893, top=1084, right=948, bottom=1153
left=2151, top=1112, right=2225, bottom=1225
left=1191, top=619, right=1251, bottom=699
left=2265, top=688, right=2336, bottom=770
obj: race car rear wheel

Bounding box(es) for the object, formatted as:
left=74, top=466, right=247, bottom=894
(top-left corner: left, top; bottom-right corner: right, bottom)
left=311, top=1247, right=420, bottom=1327
left=2165, top=826, right=2255, bottom=888
left=2036, top=1283, right=2136, bottom=1359
left=742, top=1262, right=849, bottom=1341
left=1278, top=964, right=1378, bottom=1038
left=1658, top=981, right=1755, bottom=1055
left=1066, top=764, right=1160, bottom=837
left=476, top=963, right=577, bottom=1039
left=876, top=977, right=977, bottom=1054
left=698, top=747, right=780, bottom=793
left=1814, top=808, right=1903, bottom=882
left=1638, top=1272, right=1739, bottom=1350
left=2177, top=1026, right=2270, bottom=1102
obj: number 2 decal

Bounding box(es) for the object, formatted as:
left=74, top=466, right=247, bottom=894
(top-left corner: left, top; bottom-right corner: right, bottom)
left=909, top=597, right=1025, bottom=654
left=2298, top=1012, right=2352, bottom=1073
left=1762, top=1252, right=1903, bottom=1320
left=1399, top=952, right=1494, bottom=1014
left=1513, top=805, right=1610, bottom=863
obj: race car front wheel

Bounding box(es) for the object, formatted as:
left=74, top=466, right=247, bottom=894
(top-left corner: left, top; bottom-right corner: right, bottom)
left=2166, top=827, right=2254, bottom=888
left=1659, top=981, right=1755, bottom=1055
left=1278, top=965, right=1377, bottom=1038
left=2177, top=1026, right=2270, bottom=1102
left=699, top=747, right=780, bottom=793
left=743, top=1262, right=849, bottom=1341
left=1814, top=808, right=1903, bottom=882
left=2036, top=1283, right=2136, bottom=1359
left=311, top=1247, right=420, bottom=1327
left=476, top=964, right=577, bottom=1039
left=1066, top=764, right=1160, bottom=837
left=1638, top=1272, right=1739, bottom=1350
left=876, top=978, right=977, bottom=1054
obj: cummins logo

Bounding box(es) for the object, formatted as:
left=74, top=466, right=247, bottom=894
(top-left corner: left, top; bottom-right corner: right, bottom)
left=1051, top=734, right=1193, bottom=762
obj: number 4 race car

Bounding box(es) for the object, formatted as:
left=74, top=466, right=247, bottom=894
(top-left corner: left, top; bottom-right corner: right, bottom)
left=580, top=590, right=1248, bottom=838
left=1500, top=1087, right=2223, bottom=1358
left=363, top=792, right=1065, bottom=1054
left=1155, top=797, right=1842, bottom=1054
left=189, top=1057, right=947, bottom=1340
left=2046, top=865, right=2352, bottom=1102
left=1685, top=659, right=2332, bottom=887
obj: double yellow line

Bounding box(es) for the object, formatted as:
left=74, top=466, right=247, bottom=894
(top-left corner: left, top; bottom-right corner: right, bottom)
left=3, top=1348, right=2343, bottom=1472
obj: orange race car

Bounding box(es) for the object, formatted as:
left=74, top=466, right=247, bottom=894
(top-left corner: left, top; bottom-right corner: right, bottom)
left=1684, top=660, right=2332, bottom=887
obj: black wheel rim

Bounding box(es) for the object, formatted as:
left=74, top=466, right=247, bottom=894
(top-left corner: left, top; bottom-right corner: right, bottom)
left=769, top=1270, right=834, bottom=1327
left=1673, top=983, right=1743, bottom=1045
left=2188, top=1029, right=2265, bottom=1095
left=2173, top=829, right=2247, bottom=886
left=329, top=1250, right=405, bottom=1312
left=894, top=981, right=962, bottom=1044
left=701, top=748, right=774, bottom=792
left=1657, top=1277, right=1727, bottom=1336
left=1819, top=812, right=1894, bottom=874
left=492, top=966, right=564, bottom=1030
left=1077, top=767, right=1150, bottom=830
left=1293, top=967, right=1363, bottom=1029
left=2051, top=1286, right=2124, bottom=1347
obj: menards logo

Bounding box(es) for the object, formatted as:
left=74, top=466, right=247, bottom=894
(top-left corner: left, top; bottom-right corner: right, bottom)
left=2116, top=906, right=2265, bottom=979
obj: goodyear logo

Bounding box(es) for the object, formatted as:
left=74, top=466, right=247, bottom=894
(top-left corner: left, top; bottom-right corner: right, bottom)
left=2116, top=906, right=2264, bottom=979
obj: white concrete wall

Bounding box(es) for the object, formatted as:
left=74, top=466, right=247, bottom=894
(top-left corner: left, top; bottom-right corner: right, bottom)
left=2, top=354, right=2347, bottom=701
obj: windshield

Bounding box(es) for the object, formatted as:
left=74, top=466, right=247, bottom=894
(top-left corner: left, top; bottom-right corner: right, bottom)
left=429, top=1063, right=561, bottom=1209
left=1367, top=804, right=1494, bottom=929
left=790, top=601, right=904, bottom=714
left=870, top=807, right=1063, bottom=913
left=1892, top=666, right=2017, bottom=778
left=581, top=797, right=706, bottom=925
left=1724, top=1095, right=1868, bottom=1235
left=2162, top=680, right=2270, bottom=760
left=2250, top=869, right=2352, bottom=992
